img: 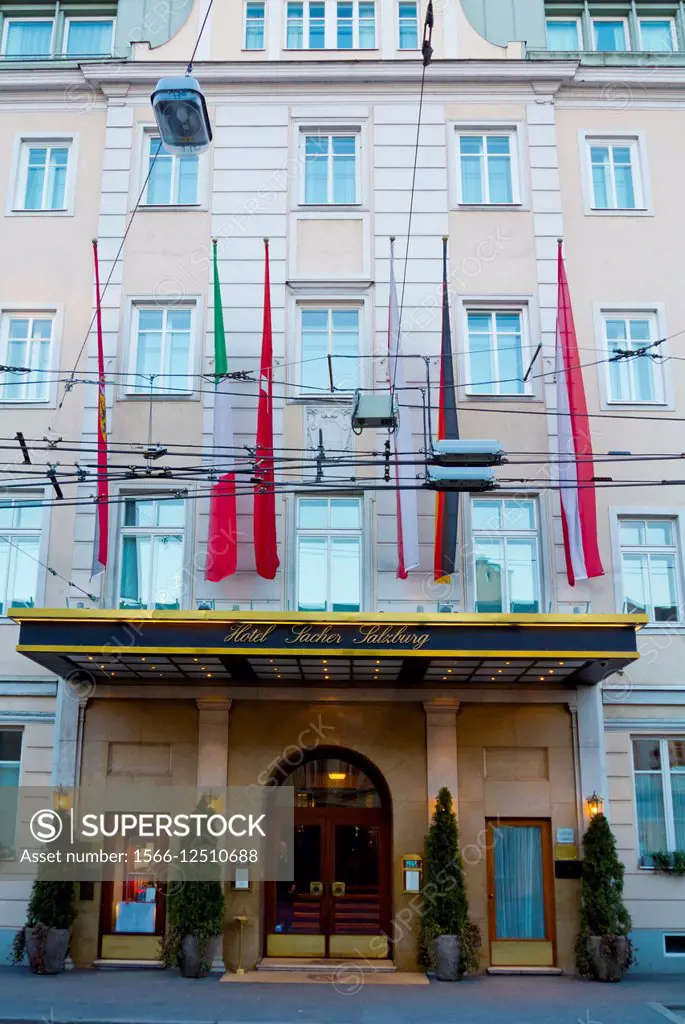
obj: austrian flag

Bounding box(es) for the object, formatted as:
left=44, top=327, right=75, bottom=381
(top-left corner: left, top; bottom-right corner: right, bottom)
left=555, top=240, right=604, bottom=586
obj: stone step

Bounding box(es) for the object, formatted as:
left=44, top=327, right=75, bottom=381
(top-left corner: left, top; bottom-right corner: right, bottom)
left=256, top=956, right=397, bottom=973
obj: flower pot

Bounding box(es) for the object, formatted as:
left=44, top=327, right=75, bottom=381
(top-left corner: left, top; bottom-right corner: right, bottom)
left=434, top=934, right=461, bottom=981
left=25, top=926, right=70, bottom=975
left=179, top=935, right=221, bottom=978
left=586, top=935, right=631, bottom=982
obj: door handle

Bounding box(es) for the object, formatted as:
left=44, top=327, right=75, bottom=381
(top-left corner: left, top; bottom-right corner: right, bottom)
left=487, top=893, right=494, bottom=899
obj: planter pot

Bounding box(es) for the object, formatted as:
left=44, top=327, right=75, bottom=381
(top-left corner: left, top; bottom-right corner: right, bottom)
left=25, top=927, right=70, bottom=975
left=434, top=934, right=461, bottom=981
left=180, top=935, right=221, bottom=978
left=586, top=935, right=631, bottom=982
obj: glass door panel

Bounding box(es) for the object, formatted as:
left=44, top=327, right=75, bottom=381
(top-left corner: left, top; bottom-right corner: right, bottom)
left=330, top=823, right=388, bottom=958
left=267, top=822, right=326, bottom=956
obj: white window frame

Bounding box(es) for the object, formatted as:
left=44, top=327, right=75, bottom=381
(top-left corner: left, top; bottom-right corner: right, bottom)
left=0, top=311, right=55, bottom=404
left=142, top=131, right=200, bottom=207
left=632, top=736, right=685, bottom=860
left=8, top=134, right=78, bottom=217
left=612, top=512, right=684, bottom=627
left=595, top=305, right=668, bottom=407
left=243, top=0, right=266, bottom=49
left=124, top=299, right=199, bottom=398
left=591, top=15, right=630, bottom=52
left=638, top=16, right=677, bottom=52
left=664, top=934, right=685, bottom=957
left=291, top=292, right=368, bottom=400
left=460, top=300, right=535, bottom=399
left=117, top=494, right=187, bottom=612
left=0, top=727, right=23, bottom=858
left=467, top=495, right=544, bottom=614
left=335, top=0, right=377, bottom=49
left=299, top=129, right=361, bottom=206
left=135, top=125, right=207, bottom=211
left=293, top=494, right=364, bottom=612
left=1, top=17, right=55, bottom=57
left=62, top=16, right=115, bottom=57
left=397, top=0, right=419, bottom=49
left=580, top=131, right=651, bottom=217
left=545, top=16, right=582, bottom=50
left=0, top=303, right=62, bottom=407
left=284, top=0, right=326, bottom=49
left=0, top=493, right=49, bottom=619
left=452, top=123, right=525, bottom=208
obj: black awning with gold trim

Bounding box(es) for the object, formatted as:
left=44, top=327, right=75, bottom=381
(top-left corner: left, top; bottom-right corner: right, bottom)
left=11, top=609, right=646, bottom=688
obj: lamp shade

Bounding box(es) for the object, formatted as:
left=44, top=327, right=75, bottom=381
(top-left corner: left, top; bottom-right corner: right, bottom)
left=151, top=76, right=212, bottom=155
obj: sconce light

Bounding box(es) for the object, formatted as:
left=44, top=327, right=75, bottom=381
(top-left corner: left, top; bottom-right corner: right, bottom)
left=587, top=792, right=604, bottom=818
left=53, top=786, right=72, bottom=813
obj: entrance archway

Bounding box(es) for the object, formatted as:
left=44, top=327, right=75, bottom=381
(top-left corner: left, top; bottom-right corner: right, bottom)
left=265, top=747, right=392, bottom=960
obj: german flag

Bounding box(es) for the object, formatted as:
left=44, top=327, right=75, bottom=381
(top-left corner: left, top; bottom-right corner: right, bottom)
left=433, top=237, right=459, bottom=583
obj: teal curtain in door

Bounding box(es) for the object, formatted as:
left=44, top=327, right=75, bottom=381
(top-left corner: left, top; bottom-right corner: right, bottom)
left=493, top=826, right=545, bottom=939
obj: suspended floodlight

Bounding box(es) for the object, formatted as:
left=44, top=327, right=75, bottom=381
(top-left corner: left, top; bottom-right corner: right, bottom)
left=151, top=75, right=212, bottom=155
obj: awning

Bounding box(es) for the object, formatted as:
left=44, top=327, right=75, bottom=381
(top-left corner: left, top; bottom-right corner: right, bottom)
left=11, top=609, right=645, bottom=689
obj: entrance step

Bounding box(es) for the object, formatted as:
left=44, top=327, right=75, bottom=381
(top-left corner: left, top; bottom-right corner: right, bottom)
left=257, top=957, right=396, bottom=974
left=487, top=966, right=563, bottom=976
left=93, top=959, right=164, bottom=970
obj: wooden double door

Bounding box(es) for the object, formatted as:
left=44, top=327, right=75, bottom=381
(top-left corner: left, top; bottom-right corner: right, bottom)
left=266, top=807, right=391, bottom=959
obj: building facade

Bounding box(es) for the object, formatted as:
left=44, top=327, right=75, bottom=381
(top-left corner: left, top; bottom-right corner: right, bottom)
left=0, top=0, right=684, bottom=974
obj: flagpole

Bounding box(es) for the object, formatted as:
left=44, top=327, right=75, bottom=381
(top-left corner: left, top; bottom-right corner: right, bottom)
left=90, top=238, right=109, bottom=580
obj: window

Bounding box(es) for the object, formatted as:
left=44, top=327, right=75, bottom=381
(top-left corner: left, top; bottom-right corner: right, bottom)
left=0, top=500, right=41, bottom=615
left=0, top=730, right=22, bottom=858
left=295, top=497, right=362, bottom=611
left=129, top=304, right=194, bottom=394
left=665, top=935, right=685, bottom=955
left=336, top=0, right=375, bottom=48
left=300, top=307, right=360, bottom=393
left=2, top=19, right=53, bottom=57
left=471, top=498, right=541, bottom=613
left=639, top=18, right=676, bottom=52
left=119, top=498, right=185, bottom=610
left=603, top=314, right=664, bottom=404
left=144, top=134, right=199, bottom=206
left=588, top=140, right=641, bottom=210
left=619, top=518, right=681, bottom=623
left=244, top=1, right=266, bottom=48
left=633, top=738, right=685, bottom=862
left=16, top=141, right=70, bottom=211
left=398, top=0, right=418, bottom=48
left=64, top=18, right=114, bottom=56
left=302, top=133, right=358, bottom=204
left=286, top=1, right=325, bottom=48
left=592, top=18, right=628, bottom=51
left=458, top=132, right=517, bottom=205
left=465, top=309, right=527, bottom=396
left=0, top=314, right=53, bottom=402
left=546, top=18, right=580, bottom=50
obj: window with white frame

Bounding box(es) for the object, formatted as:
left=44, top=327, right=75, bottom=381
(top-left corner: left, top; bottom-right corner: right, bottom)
left=465, top=308, right=528, bottom=396
left=119, top=497, right=185, bottom=610
left=0, top=313, right=53, bottom=402
left=144, top=133, right=199, bottom=206
left=398, top=0, right=418, bottom=48
left=302, top=132, right=358, bottom=204
left=603, top=313, right=664, bottom=404
left=639, top=17, right=676, bottom=52
left=0, top=729, right=22, bottom=858
left=545, top=17, right=580, bottom=49
left=129, top=304, right=194, bottom=394
left=300, top=306, right=360, bottom=394
left=619, top=518, right=681, bottom=623
left=1, top=18, right=54, bottom=56
left=592, top=17, right=628, bottom=51
left=295, top=496, right=362, bottom=611
left=336, top=0, right=375, bottom=48
left=587, top=138, right=642, bottom=210
left=286, top=1, right=325, bottom=47
left=457, top=131, right=518, bottom=205
left=15, top=140, right=70, bottom=211
left=244, top=0, right=265, bottom=48
left=471, top=497, right=542, bottom=613
left=633, top=737, right=685, bottom=862
left=0, top=499, right=42, bottom=615
left=63, top=18, right=114, bottom=56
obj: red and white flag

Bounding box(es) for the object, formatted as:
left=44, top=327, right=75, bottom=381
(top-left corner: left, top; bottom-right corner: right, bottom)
left=556, top=240, right=604, bottom=586
left=388, top=238, right=419, bottom=578
left=253, top=239, right=279, bottom=580
left=90, top=239, right=108, bottom=579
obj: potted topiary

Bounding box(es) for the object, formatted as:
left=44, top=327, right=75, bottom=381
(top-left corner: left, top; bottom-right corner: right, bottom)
left=575, top=812, right=634, bottom=982
left=162, top=878, right=224, bottom=978
left=419, top=787, right=480, bottom=980
left=11, top=880, right=76, bottom=974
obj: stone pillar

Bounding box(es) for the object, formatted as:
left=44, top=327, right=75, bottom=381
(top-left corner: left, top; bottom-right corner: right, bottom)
left=51, top=679, right=85, bottom=788
left=196, top=698, right=232, bottom=972
left=576, top=685, right=608, bottom=828
left=424, top=700, right=460, bottom=824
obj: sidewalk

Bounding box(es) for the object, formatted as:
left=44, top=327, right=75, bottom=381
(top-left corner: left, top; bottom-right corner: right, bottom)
left=0, top=967, right=684, bottom=1024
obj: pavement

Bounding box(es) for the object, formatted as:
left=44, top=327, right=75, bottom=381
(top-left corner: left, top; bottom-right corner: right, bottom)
left=0, top=967, right=684, bottom=1024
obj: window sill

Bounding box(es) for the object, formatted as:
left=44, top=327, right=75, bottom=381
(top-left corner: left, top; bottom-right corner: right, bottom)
left=288, top=393, right=354, bottom=404
left=462, top=392, right=540, bottom=402
left=605, top=400, right=669, bottom=409
left=284, top=47, right=379, bottom=53
left=9, top=207, right=73, bottom=217
left=455, top=202, right=526, bottom=212
left=122, top=391, right=196, bottom=401
left=587, top=207, right=653, bottom=217
left=139, top=203, right=205, bottom=213
left=297, top=204, right=364, bottom=212
left=639, top=624, right=685, bottom=633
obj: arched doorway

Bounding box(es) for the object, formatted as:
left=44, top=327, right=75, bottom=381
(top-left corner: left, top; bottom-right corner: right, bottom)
left=265, top=747, right=392, bottom=960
